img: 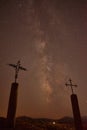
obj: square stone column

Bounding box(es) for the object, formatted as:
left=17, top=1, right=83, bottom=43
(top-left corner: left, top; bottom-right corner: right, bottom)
left=71, top=94, right=83, bottom=130
left=7, top=82, right=18, bottom=128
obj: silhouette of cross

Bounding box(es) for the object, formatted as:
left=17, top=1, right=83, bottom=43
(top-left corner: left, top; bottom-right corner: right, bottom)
left=65, top=78, right=77, bottom=94
left=8, top=60, right=27, bottom=83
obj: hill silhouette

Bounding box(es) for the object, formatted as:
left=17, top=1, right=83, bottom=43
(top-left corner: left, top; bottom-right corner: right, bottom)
left=0, top=116, right=87, bottom=129
left=0, top=116, right=74, bottom=129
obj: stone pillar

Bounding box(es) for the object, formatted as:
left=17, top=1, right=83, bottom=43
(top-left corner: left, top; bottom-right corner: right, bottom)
left=71, top=94, right=83, bottom=130
left=7, top=82, right=18, bottom=128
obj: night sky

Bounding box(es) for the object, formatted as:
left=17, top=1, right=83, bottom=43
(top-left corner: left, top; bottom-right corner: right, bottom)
left=0, top=0, right=87, bottom=119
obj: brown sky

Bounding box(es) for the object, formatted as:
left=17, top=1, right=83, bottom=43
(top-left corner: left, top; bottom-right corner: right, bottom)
left=0, top=0, right=87, bottom=119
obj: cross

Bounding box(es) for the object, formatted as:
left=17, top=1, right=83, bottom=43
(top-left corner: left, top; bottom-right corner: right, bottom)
left=65, top=78, right=77, bottom=94
left=8, top=60, right=27, bottom=83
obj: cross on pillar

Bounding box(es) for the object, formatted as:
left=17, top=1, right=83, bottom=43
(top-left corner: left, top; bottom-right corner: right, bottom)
left=65, top=78, right=77, bottom=94
left=8, top=60, right=27, bottom=83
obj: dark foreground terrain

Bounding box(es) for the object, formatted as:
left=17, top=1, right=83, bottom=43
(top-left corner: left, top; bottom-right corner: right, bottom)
left=0, top=116, right=87, bottom=130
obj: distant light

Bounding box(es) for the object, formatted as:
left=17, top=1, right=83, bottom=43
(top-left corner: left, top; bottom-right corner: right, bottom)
left=53, top=121, right=56, bottom=125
